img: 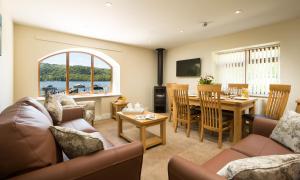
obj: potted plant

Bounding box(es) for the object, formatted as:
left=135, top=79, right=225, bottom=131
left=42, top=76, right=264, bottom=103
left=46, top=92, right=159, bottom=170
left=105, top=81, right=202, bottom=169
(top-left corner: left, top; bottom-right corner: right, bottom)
left=199, top=75, right=214, bottom=85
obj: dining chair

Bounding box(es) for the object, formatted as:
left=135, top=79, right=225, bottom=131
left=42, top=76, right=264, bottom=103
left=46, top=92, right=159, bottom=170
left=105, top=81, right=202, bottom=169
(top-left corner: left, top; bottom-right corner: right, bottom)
left=228, top=83, right=248, bottom=89
left=166, top=83, right=176, bottom=122
left=198, top=84, right=233, bottom=148
left=243, top=84, right=291, bottom=134
left=173, top=84, right=199, bottom=137
left=228, top=83, right=248, bottom=92
left=265, top=84, right=291, bottom=119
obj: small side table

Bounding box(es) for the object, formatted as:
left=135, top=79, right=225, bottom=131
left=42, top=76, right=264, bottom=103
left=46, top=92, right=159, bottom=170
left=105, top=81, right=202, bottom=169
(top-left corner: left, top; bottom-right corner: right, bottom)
left=111, top=101, right=128, bottom=120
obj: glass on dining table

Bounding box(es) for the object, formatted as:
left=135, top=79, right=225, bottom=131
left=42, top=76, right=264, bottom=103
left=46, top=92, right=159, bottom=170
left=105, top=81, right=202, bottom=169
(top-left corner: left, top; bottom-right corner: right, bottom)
left=229, top=87, right=238, bottom=98
left=223, top=88, right=230, bottom=98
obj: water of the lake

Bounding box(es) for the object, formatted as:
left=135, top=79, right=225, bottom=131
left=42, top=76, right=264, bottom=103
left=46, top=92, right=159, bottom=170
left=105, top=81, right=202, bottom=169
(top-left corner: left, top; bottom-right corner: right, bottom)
left=40, top=81, right=111, bottom=96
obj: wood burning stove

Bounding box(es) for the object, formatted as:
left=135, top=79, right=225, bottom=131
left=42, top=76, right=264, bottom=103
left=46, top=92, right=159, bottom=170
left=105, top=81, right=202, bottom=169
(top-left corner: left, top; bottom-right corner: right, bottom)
left=154, top=48, right=166, bottom=113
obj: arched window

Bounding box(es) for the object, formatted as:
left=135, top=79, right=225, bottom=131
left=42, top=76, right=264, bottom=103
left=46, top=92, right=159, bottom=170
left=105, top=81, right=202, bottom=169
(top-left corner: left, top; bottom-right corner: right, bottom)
left=39, top=48, right=119, bottom=97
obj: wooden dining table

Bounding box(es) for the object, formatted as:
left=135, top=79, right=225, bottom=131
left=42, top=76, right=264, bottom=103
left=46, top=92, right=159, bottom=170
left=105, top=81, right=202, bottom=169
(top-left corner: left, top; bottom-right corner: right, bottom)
left=189, top=96, right=257, bottom=144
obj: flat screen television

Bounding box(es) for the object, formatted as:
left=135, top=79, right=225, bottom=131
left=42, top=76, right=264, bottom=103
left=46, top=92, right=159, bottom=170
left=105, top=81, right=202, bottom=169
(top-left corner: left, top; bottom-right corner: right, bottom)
left=176, top=58, right=201, bottom=77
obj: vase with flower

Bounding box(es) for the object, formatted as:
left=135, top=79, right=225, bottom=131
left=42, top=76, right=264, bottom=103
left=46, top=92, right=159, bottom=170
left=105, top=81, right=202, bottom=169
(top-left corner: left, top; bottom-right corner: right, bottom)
left=199, top=75, right=214, bottom=85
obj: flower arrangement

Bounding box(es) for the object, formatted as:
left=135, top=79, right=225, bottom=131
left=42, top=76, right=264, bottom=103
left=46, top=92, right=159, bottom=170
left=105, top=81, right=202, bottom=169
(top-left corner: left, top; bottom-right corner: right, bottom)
left=199, top=75, right=214, bottom=84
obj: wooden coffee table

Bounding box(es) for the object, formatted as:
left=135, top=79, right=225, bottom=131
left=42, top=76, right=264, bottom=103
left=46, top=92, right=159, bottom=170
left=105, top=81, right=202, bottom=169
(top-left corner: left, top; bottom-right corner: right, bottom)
left=116, top=112, right=167, bottom=151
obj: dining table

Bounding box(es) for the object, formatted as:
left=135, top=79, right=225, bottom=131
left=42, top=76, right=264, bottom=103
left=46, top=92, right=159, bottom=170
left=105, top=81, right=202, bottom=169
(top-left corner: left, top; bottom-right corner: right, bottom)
left=188, top=96, right=257, bottom=144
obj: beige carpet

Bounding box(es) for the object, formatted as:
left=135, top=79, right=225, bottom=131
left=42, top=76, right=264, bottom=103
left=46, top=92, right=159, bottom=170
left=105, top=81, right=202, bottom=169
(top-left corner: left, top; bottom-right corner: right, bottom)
left=94, top=117, right=232, bottom=180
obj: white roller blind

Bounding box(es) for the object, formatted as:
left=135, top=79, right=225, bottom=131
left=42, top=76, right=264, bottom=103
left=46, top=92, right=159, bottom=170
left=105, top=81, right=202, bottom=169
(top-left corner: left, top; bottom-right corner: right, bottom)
left=216, top=44, right=280, bottom=96
left=217, top=51, right=246, bottom=90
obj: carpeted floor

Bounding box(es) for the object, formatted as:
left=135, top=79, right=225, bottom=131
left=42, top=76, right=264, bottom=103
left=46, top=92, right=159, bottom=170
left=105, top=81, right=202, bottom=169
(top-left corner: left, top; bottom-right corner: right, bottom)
left=94, top=117, right=232, bottom=180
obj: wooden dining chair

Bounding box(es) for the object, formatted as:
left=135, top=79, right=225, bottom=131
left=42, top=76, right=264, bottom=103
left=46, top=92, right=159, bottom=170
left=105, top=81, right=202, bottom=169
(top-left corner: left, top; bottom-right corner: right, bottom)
left=166, top=83, right=176, bottom=122
left=264, top=84, right=291, bottom=120
left=228, top=83, right=248, bottom=90
left=243, top=84, right=291, bottom=134
left=173, top=84, right=199, bottom=137
left=198, top=84, right=233, bottom=148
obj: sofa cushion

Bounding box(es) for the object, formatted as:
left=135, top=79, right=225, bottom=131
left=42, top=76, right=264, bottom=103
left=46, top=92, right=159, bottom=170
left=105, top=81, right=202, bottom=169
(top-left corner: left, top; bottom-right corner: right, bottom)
left=217, top=154, right=300, bottom=180
left=232, top=134, right=293, bottom=157
left=45, top=94, right=63, bottom=124
left=0, top=102, right=57, bottom=179
left=61, top=96, right=77, bottom=106
left=91, top=132, right=114, bottom=149
left=270, top=111, right=300, bottom=153
left=200, top=149, right=248, bottom=173
left=18, top=97, right=53, bottom=122
left=60, top=118, right=97, bottom=133
left=49, top=126, right=104, bottom=159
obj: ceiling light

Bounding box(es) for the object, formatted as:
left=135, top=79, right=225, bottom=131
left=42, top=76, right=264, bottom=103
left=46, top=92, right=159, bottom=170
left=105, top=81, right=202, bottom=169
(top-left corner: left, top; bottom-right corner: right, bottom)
left=235, top=10, right=242, bottom=14
left=105, top=2, right=112, bottom=7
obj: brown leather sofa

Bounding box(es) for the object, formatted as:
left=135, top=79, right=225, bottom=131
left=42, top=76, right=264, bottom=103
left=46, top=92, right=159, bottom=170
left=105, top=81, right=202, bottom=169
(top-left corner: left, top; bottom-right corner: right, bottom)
left=168, top=116, right=294, bottom=180
left=0, top=97, right=144, bottom=180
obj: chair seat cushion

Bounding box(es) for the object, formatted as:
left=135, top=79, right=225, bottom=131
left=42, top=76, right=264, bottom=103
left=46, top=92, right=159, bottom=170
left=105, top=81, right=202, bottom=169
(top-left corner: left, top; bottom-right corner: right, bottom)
left=60, top=118, right=97, bottom=133
left=232, top=134, right=293, bottom=157
left=201, top=149, right=248, bottom=173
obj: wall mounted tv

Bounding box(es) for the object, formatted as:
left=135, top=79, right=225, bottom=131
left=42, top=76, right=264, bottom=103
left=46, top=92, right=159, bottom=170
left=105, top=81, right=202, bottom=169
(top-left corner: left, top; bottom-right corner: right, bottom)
left=176, top=58, right=201, bottom=77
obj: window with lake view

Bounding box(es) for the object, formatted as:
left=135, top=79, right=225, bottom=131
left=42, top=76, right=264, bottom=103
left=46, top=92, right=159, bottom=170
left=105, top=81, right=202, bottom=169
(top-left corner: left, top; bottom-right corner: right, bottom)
left=39, top=51, right=112, bottom=96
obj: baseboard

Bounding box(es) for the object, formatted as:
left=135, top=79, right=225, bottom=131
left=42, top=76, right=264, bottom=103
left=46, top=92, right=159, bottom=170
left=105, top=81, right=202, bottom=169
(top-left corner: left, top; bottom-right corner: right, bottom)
left=95, top=113, right=111, bottom=121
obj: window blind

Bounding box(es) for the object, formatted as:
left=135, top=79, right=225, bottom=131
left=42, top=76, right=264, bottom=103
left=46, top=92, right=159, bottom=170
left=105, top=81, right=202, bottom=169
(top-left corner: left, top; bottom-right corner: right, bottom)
left=247, top=46, right=280, bottom=96
left=216, top=44, right=280, bottom=96
left=217, top=51, right=246, bottom=90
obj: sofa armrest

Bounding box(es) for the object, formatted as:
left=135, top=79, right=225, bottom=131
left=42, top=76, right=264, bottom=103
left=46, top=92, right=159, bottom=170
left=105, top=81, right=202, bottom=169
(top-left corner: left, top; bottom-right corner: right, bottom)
left=11, top=142, right=144, bottom=180
left=252, top=117, right=278, bottom=137
left=168, top=156, right=225, bottom=180
left=77, top=101, right=96, bottom=110
left=62, top=106, right=84, bottom=122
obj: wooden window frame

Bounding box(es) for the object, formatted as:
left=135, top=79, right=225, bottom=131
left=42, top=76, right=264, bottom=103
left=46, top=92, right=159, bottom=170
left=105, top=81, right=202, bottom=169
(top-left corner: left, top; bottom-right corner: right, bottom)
left=38, top=51, right=113, bottom=97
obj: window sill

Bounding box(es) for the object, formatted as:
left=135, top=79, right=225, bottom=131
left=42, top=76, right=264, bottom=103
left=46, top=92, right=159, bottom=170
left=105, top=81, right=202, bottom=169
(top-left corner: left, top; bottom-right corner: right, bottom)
left=36, top=92, right=121, bottom=101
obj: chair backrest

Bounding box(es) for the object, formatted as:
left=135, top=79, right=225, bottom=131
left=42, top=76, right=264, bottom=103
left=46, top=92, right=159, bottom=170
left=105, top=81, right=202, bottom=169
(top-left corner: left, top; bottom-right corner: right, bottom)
left=173, top=84, right=190, bottom=121
left=265, top=84, right=291, bottom=120
left=228, top=83, right=248, bottom=90
left=197, top=84, right=222, bottom=130
left=166, top=83, right=176, bottom=111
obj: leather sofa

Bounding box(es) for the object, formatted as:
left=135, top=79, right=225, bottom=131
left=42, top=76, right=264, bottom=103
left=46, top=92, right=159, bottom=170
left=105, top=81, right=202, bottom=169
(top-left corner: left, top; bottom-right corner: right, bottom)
left=168, top=116, right=294, bottom=180
left=0, top=97, right=144, bottom=180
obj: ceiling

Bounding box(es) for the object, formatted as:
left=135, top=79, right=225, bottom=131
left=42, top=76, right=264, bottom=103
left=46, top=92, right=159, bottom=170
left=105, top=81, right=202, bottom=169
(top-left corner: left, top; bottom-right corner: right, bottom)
left=5, top=0, right=300, bottom=49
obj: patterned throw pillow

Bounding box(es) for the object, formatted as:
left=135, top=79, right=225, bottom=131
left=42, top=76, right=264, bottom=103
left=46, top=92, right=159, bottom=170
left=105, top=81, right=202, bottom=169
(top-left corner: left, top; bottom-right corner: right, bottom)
left=49, top=126, right=103, bottom=159
left=270, top=111, right=300, bottom=153
left=61, top=95, right=77, bottom=106
left=45, top=95, right=63, bottom=124
left=217, top=154, right=300, bottom=180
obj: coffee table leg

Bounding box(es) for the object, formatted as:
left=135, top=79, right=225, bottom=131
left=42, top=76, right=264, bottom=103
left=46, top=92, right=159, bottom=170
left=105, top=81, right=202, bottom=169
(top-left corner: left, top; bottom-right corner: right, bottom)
left=140, top=126, right=146, bottom=151
left=117, top=114, right=123, bottom=137
left=160, top=120, right=166, bottom=145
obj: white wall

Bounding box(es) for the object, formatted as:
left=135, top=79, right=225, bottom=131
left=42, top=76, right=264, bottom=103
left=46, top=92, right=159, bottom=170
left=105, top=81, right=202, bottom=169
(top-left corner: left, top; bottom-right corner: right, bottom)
left=165, top=17, right=300, bottom=112
left=14, top=24, right=156, bottom=119
left=0, top=0, right=14, bottom=111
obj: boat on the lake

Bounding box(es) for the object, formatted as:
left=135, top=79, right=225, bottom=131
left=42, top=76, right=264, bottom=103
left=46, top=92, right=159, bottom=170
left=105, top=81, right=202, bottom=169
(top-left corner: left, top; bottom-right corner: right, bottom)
left=93, top=84, right=104, bottom=90
left=73, top=84, right=86, bottom=88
